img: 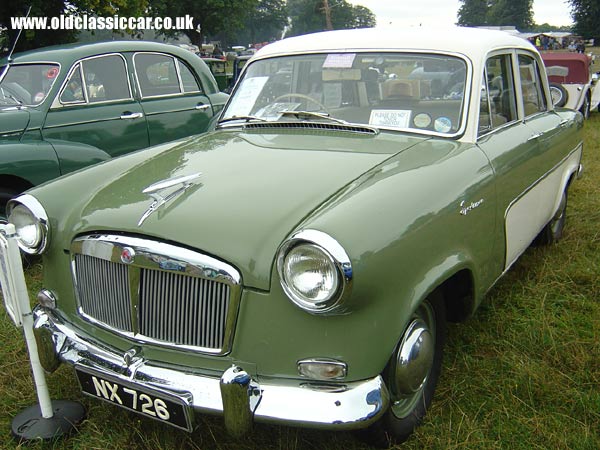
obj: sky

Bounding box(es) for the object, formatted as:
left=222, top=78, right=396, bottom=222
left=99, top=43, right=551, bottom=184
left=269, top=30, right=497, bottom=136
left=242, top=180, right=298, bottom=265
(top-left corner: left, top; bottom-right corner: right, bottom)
left=355, top=0, right=573, bottom=29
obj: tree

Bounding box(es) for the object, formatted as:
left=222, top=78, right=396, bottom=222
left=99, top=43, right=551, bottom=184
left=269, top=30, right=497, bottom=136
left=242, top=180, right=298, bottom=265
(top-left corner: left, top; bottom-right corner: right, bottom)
left=488, top=0, right=533, bottom=29
left=351, top=5, right=376, bottom=29
left=457, top=0, right=490, bottom=26
left=457, top=0, right=533, bottom=30
left=148, top=0, right=258, bottom=48
left=0, top=0, right=147, bottom=52
left=568, top=0, right=600, bottom=43
left=287, top=0, right=375, bottom=37
left=224, top=0, right=288, bottom=47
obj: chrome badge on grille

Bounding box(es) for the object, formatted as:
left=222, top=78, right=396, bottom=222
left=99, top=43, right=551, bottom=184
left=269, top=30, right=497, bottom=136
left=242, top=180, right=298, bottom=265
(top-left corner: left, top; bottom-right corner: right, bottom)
left=138, top=173, right=202, bottom=226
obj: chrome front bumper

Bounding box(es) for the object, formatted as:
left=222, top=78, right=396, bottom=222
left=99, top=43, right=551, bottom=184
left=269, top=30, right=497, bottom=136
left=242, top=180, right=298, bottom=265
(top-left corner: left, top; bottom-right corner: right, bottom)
left=33, top=307, right=389, bottom=434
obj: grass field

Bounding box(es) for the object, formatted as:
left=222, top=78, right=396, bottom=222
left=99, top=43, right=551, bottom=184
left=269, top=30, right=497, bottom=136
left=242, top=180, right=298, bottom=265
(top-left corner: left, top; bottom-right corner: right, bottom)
left=1, top=90, right=600, bottom=450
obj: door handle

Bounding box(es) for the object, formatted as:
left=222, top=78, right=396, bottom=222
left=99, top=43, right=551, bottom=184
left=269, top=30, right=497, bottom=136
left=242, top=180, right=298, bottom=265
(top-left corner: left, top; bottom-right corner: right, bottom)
left=120, top=112, right=143, bottom=120
left=527, top=132, right=543, bottom=141
left=195, top=104, right=211, bottom=111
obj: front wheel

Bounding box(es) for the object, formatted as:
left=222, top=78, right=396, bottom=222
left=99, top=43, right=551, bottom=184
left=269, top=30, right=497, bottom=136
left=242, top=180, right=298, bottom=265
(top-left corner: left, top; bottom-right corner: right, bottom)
left=579, top=94, right=590, bottom=119
left=0, top=187, right=21, bottom=223
left=358, top=292, right=446, bottom=448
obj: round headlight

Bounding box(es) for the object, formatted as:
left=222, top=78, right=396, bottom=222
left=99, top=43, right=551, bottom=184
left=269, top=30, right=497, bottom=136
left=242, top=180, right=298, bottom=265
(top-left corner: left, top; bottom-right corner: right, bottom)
left=277, top=230, right=353, bottom=314
left=7, top=195, right=49, bottom=254
left=282, top=243, right=339, bottom=305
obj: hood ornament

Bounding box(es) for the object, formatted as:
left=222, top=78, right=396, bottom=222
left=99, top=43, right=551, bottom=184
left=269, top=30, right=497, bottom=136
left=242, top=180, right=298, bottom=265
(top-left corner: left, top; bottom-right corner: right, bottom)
left=138, top=173, right=202, bottom=226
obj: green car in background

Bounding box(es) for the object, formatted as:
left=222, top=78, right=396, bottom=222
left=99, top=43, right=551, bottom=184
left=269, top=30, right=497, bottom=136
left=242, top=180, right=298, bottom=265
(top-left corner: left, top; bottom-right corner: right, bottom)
left=0, top=41, right=229, bottom=218
left=202, top=57, right=230, bottom=91
left=1, top=27, right=584, bottom=446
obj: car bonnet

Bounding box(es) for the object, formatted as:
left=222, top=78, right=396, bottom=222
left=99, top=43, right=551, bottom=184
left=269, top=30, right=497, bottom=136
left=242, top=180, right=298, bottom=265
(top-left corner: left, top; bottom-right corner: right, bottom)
left=56, top=130, right=425, bottom=290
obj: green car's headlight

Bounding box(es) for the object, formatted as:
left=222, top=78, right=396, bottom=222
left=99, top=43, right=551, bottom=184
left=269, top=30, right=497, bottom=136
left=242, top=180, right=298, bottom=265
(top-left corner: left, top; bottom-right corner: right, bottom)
left=277, top=230, right=352, bottom=314
left=7, top=195, right=49, bottom=255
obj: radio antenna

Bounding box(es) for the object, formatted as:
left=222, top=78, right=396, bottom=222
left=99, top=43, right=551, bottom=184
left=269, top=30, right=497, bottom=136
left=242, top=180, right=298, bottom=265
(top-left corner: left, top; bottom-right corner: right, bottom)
left=7, top=5, right=32, bottom=63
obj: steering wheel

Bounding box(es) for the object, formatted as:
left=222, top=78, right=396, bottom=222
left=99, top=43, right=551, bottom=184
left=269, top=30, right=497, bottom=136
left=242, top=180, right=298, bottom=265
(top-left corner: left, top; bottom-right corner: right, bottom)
left=273, top=93, right=329, bottom=113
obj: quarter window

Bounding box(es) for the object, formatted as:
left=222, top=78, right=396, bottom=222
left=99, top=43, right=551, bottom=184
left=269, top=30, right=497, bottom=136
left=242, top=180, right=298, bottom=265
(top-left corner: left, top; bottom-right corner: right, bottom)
left=177, top=60, right=201, bottom=93
left=60, top=64, right=85, bottom=104
left=517, top=54, right=547, bottom=116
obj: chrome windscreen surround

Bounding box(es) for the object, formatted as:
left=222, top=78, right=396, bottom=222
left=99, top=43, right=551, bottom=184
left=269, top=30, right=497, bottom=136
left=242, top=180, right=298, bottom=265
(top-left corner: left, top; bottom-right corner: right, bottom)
left=277, top=229, right=353, bottom=315
left=70, top=234, right=242, bottom=355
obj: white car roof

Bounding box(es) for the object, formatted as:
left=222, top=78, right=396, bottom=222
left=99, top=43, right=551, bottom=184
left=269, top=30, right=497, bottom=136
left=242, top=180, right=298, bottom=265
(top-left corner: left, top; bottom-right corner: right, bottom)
left=254, top=26, right=536, bottom=60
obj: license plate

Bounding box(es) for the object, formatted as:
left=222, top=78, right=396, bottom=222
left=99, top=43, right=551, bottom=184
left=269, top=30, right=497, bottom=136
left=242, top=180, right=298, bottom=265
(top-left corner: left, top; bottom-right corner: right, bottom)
left=76, top=366, right=193, bottom=431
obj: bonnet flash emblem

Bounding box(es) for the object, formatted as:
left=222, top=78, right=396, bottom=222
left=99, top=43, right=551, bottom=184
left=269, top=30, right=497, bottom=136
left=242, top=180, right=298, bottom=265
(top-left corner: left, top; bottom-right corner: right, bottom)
left=138, top=173, right=202, bottom=226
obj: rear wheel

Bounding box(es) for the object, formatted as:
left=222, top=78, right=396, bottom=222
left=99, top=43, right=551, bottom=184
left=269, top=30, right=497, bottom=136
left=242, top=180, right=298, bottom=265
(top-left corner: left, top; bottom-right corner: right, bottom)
left=358, top=292, right=446, bottom=448
left=535, top=188, right=568, bottom=245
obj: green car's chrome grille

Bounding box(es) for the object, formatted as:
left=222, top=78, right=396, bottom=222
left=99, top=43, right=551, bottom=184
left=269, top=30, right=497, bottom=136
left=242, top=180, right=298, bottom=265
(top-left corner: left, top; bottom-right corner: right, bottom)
left=75, top=254, right=132, bottom=331
left=71, top=234, right=242, bottom=355
left=138, top=268, right=230, bottom=349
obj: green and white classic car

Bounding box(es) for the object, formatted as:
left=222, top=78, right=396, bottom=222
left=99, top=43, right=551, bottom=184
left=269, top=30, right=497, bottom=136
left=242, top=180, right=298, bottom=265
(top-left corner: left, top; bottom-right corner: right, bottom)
left=0, top=27, right=584, bottom=446
left=0, top=41, right=229, bottom=219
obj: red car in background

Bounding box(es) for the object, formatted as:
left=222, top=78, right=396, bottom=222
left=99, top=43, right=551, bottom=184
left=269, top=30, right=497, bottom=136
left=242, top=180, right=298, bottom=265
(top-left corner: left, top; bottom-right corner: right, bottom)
left=541, top=52, right=600, bottom=118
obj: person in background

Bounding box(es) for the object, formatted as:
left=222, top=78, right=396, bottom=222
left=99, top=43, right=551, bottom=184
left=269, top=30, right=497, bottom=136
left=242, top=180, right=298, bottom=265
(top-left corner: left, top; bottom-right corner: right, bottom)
left=212, top=44, right=224, bottom=58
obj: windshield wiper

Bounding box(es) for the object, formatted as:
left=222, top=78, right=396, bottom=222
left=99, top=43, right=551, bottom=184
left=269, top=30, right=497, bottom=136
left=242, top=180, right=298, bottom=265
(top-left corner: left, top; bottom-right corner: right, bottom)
left=0, top=87, right=23, bottom=106
left=218, top=115, right=269, bottom=125
left=278, top=110, right=348, bottom=124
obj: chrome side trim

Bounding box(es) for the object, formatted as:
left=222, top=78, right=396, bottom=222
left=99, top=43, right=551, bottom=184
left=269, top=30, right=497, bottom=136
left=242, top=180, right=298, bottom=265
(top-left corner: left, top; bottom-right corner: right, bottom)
left=70, top=234, right=241, bottom=355
left=33, top=307, right=389, bottom=431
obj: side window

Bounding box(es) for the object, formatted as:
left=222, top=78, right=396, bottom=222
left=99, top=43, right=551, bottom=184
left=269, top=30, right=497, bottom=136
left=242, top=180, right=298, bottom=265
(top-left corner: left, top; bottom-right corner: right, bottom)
left=177, top=59, right=202, bottom=93
left=518, top=54, right=547, bottom=116
left=135, top=53, right=181, bottom=97
left=479, top=54, right=517, bottom=135
left=81, top=55, right=131, bottom=103
left=60, top=64, right=85, bottom=104
left=60, top=55, right=131, bottom=105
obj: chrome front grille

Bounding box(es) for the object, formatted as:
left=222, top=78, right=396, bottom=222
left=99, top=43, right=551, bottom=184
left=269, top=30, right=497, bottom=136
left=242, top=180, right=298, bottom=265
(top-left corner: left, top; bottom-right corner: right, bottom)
left=75, top=254, right=132, bottom=331
left=71, top=234, right=241, bottom=355
left=139, top=269, right=230, bottom=349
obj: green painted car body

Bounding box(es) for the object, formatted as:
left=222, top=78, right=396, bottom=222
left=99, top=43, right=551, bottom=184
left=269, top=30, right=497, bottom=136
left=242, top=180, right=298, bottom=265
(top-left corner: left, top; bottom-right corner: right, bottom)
left=202, top=57, right=230, bottom=91
left=0, top=40, right=229, bottom=216
left=1, top=27, right=585, bottom=444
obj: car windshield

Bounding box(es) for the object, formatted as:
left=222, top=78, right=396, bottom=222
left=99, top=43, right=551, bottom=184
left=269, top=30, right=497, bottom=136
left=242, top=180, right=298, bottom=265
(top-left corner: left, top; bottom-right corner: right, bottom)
left=221, top=52, right=468, bottom=135
left=0, top=63, right=60, bottom=106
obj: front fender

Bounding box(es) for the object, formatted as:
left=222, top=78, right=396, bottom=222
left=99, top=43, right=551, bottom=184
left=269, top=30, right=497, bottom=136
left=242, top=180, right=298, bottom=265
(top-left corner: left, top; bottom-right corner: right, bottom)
left=46, top=138, right=111, bottom=176
left=271, top=139, right=499, bottom=378
left=0, top=140, right=60, bottom=186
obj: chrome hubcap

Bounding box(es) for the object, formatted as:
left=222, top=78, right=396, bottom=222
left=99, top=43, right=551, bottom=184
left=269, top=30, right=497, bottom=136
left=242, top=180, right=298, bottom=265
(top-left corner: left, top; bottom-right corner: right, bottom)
left=391, top=301, right=436, bottom=418
left=394, top=319, right=434, bottom=395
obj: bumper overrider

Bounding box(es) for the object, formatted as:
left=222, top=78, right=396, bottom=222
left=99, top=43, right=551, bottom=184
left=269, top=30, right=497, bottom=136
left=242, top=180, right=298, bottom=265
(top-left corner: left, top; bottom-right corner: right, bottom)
left=32, top=307, right=389, bottom=435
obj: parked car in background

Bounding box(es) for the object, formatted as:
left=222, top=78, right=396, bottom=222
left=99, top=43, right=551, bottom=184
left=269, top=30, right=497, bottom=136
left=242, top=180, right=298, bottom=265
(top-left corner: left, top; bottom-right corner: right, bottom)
left=224, top=54, right=251, bottom=93
left=0, top=41, right=229, bottom=219
left=541, top=52, right=600, bottom=117
left=201, top=57, right=230, bottom=91
left=1, top=27, right=584, bottom=447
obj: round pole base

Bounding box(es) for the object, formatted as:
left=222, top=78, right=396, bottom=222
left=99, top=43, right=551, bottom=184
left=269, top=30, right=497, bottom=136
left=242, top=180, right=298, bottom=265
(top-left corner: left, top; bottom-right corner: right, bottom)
left=11, top=400, right=86, bottom=441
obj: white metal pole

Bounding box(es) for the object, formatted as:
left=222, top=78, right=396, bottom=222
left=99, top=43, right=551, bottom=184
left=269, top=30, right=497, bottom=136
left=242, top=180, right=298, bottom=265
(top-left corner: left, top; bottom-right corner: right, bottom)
left=1, top=224, right=54, bottom=418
